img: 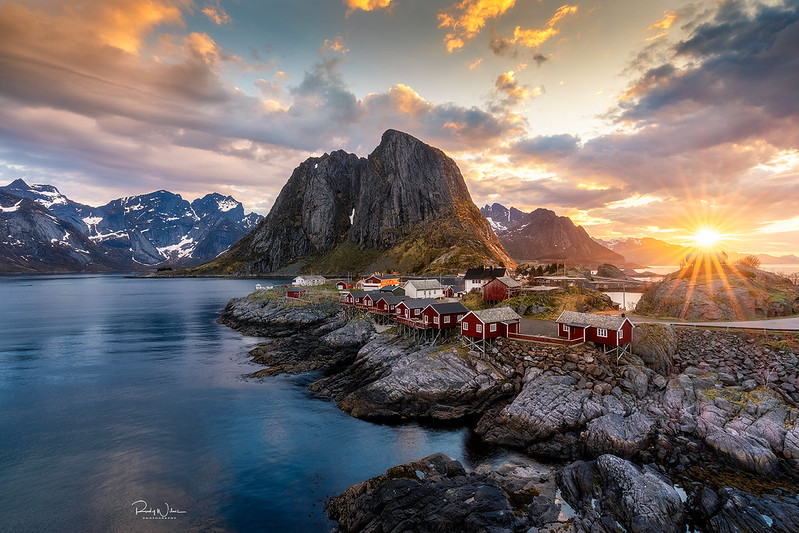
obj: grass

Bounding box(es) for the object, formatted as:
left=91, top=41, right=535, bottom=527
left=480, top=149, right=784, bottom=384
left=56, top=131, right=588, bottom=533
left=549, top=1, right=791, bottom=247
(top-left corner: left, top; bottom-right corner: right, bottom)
left=502, top=286, right=615, bottom=319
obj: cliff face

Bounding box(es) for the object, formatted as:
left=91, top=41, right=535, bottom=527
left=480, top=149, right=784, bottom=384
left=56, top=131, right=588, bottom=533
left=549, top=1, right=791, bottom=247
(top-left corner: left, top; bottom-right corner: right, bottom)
left=492, top=207, right=624, bottom=265
left=199, top=130, right=514, bottom=275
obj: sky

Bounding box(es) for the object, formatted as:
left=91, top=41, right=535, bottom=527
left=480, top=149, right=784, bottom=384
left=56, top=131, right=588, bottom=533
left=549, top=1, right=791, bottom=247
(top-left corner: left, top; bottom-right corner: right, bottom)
left=1, top=0, right=798, bottom=256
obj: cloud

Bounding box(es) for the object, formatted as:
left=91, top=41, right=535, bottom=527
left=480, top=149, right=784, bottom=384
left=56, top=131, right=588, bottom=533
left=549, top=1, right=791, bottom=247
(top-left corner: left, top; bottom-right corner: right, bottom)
left=488, top=70, right=542, bottom=113
left=490, top=4, right=577, bottom=56
left=344, top=0, right=393, bottom=16
left=322, top=36, right=350, bottom=55
left=438, top=0, right=517, bottom=52
left=202, top=1, right=232, bottom=25
left=509, top=134, right=580, bottom=162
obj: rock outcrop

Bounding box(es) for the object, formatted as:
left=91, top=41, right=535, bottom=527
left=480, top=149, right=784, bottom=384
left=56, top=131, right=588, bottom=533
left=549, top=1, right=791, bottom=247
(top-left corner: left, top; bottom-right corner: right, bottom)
left=194, top=130, right=514, bottom=275
left=636, top=264, right=799, bottom=320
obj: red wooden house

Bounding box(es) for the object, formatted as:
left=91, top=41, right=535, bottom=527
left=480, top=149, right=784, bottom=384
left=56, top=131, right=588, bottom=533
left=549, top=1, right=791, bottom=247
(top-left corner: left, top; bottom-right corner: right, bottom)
left=361, top=274, right=401, bottom=291
left=361, top=291, right=383, bottom=310
left=341, top=290, right=367, bottom=306
left=336, top=281, right=353, bottom=290
left=482, top=276, right=522, bottom=304
left=460, top=307, right=522, bottom=340
left=442, top=285, right=457, bottom=298
left=394, top=298, right=436, bottom=321
left=421, top=302, right=469, bottom=329
left=555, top=311, right=634, bottom=350
left=374, top=295, right=406, bottom=315
left=286, top=288, right=306, bottom=299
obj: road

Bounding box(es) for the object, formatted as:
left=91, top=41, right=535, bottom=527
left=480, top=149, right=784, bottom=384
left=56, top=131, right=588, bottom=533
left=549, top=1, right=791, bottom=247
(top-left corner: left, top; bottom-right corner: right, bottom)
left=629, top=315, right=799, bottom=331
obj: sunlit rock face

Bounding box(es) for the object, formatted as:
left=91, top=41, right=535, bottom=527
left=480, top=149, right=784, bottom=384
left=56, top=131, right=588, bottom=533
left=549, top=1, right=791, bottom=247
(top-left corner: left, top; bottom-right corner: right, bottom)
left=201, top=129, right=515, bottom=275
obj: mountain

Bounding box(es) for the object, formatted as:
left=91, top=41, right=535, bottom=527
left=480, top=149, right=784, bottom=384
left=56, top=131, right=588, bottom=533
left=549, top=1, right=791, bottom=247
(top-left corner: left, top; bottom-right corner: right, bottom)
left=0, top=189, right=119, bottom=273
left=0, top=180, right=262, bottom=273
left=191, top=129, right=515, bottom=275
left=480, top=203, right=526, bottom=233
left=595, top=237, right=688, bottom=267
left=481, top=204, right=624, bottom=265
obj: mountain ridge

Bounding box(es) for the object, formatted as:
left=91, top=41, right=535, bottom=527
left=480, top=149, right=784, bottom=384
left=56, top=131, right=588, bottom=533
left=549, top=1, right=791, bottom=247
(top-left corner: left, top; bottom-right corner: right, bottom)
left=0, top=180, right=262, bottom=273
left=190, top=129, right=515, bottom=276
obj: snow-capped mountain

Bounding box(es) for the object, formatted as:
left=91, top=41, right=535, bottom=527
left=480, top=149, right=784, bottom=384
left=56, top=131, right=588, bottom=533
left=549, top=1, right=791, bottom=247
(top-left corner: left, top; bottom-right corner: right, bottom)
left=479, top=203, right=527, bottom=233
left=0, top=180, right=263, bottom=272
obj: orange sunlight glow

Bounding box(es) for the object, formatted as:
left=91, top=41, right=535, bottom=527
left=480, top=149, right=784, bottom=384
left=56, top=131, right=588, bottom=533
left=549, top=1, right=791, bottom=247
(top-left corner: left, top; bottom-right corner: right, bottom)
left=692, top=227, right=722, bottom=250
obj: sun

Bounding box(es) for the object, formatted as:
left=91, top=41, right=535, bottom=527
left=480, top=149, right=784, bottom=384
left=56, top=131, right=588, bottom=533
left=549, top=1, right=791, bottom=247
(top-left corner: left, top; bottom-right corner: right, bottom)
left=693, top=227, right=722, bottom=250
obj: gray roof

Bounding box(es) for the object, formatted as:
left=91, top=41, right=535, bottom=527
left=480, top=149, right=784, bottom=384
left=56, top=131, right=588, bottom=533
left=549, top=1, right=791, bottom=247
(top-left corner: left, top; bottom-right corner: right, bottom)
left=404, top=279, right=444, bottom=290
left=464, top=267, right=506, bottom=280
left=400, top=298, right=436, bottom=310
left=491, top=276, right=521, bottom=288
left=427, top=302, right=469, bottom=315
left=555, top=311, right=632, bottom=330
left=377, top=295, right=407, bottom=305
left=295, top=275, right=326, bottom=281
left=347, top=290, right=368, bottom=298
left=364, top=290, right=383, bottom=300
left=470, top=307, right=522, bottom=323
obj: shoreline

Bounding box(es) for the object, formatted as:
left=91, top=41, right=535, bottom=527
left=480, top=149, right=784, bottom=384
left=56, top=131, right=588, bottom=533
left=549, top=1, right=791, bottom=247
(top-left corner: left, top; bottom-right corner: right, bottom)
left=219, top=293, right=799, bottom=532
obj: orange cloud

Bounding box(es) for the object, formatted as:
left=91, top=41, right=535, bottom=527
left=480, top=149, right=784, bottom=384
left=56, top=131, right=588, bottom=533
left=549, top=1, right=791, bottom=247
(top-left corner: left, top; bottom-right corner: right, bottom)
left=323, top=36, right=350, bottom=54
left=438, top=0, right=517, bottom=52
left=202, top=1, right=232, bottom=25
left=344, top=0, right=393, bottom=16
left=511, top=4, right=577, bottom=48
left=649, top=10, right=676, bottom=31
left=92, top=0, right=191, bottom=53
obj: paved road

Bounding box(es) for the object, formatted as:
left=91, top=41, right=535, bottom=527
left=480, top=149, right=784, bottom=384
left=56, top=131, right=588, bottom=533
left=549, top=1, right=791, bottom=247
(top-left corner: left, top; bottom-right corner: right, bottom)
left=629, top=315, right=799, bottom=331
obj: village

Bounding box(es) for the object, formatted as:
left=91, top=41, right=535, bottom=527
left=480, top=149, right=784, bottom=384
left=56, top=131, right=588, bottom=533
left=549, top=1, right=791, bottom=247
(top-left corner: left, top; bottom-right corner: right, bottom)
left=259, top=266, right=636, bottom=357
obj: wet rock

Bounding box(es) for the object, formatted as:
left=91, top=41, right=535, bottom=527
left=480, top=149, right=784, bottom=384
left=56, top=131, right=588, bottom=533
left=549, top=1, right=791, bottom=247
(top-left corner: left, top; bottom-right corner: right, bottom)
left=706, top=487, right=799, bottom=533
left=327, top=453, right=516, bottom=533
left=558, top=454, right=685, bottom=533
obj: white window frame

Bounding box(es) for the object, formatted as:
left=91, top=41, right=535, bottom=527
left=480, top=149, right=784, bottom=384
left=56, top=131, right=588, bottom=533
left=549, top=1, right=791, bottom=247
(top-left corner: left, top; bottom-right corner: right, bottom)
left=463, top=322, right=469, bottom=331
left=444, top=315, right=450, bottom=324
left=597, top=328, right=608, bottom=338
left=563, top=325, right=570, bottom=334
left=476, top=324, right=483, bottom=333
left=434, top=316, right=439, bottom=324
left=490, top=323, right=497, bottom=333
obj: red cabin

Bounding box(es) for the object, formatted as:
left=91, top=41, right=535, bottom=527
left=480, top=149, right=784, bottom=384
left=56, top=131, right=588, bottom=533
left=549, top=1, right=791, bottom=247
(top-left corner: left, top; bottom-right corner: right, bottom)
left=555, top=311, right=634, bottom=347
left=286, top=288, right=306, bottom=299
left=374, top=295, right=406, bottom=315
left=336, top=281, right=353, bottom=290
left=341, top=290, right=367, bottom=307
left=361, top=291, right=382, bottom=310
left=421, top=302, right=469, bottom=329
left=460, top=307, right=521, bottom=339
left=482, top=276, right=522, bottom=304
left=395, top=298, right=436, bottom=321
left=442, top=285, right=456, bottom=298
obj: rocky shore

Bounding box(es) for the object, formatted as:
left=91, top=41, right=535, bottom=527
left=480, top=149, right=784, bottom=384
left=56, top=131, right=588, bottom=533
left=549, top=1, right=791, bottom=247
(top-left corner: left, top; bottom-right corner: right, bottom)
left=220, top=295, right=799, bottom=532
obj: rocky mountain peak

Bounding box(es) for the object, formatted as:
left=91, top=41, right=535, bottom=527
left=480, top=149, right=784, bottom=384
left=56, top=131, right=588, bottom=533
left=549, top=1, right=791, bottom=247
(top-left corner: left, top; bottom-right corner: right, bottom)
left=195, top=129, right=514, bottom=275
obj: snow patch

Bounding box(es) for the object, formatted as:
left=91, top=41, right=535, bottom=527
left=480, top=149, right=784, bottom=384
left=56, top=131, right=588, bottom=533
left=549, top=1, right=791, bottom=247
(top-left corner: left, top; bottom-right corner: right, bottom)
left=349, top=208, right=355, bottom=225
left=486, top=217, right=506, bottom=233
left=217, top=198, right=239, bottom=212
left=0, top=200, right=22, bottom=213
left=90, top=230, right=129, bottom=242
left=124, top=202, right=145, bottom=213
left=157, top=236, right=196, bottom=259
left=30, top=185, right=67, bottom=208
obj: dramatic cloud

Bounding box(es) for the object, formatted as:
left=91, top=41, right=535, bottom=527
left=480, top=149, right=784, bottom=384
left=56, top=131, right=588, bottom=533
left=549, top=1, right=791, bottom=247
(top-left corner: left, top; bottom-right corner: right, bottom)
left=491, top=0, right=799, bottom=247
left=489, top=71, right=542, bottom=113
left=490, top=4, right=578, bottom=56
left=438, top=0, right=517, bottom=52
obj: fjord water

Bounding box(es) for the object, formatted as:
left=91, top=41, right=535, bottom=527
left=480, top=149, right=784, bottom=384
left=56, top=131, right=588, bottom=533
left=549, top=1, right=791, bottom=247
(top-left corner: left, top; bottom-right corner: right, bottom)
left=0, top=275, right=490, bottom=531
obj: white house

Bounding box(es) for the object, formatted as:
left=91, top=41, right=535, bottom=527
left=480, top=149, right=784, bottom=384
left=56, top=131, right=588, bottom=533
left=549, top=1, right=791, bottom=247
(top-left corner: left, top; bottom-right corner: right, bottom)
left=404, top=279, right=445, bottom=299
left=293, top=275, right=327, bottom=287
left=464, top=267, right=506, bottom=293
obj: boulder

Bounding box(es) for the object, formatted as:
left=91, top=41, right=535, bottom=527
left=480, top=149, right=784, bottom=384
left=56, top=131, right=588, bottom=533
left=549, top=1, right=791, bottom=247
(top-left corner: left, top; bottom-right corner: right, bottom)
left=706, top=487, right=799, bottom=533
left=704, top=431, right=780, bottom=476
left=476, top=373, right=603, bottom=454
left=632, top=323, right=677, bottom=376
left=582, top=412, right=655, bottom=458
left=558, top=454, right=685, bottom=533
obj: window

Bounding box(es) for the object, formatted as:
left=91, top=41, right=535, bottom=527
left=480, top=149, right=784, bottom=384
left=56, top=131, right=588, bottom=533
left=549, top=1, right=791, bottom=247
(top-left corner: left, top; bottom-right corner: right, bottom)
left=463, top=322, right=469, bottom=331
left=405, top=310, right=410, bottom=318
left=476, top=324, right=483, bottom=333
left=619, top=328, right=624, bottom=339
left=444, top=316, right=450, bottom=324
left=490, top=323, right=497, bottom=333
left=563, top=325, right=570, bottom=334
left=434, top=316, right=439, bottom=324
left=597, top=328, right=608, bottom=338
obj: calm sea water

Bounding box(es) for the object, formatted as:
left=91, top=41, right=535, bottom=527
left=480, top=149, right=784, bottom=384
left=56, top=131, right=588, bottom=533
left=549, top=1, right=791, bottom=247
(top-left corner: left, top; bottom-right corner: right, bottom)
left=0, top=275, right=510, bottom=532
